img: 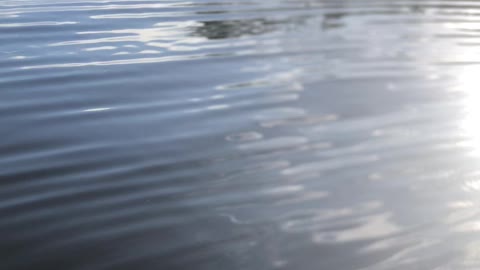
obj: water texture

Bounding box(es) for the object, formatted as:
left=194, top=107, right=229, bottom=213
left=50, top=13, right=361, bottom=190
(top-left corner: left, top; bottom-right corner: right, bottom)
left=3, top=0, right=480, bottom=269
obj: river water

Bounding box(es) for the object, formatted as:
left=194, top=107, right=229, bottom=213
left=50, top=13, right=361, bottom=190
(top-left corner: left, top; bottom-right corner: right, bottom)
left=3, top=0, right=480, bottom=269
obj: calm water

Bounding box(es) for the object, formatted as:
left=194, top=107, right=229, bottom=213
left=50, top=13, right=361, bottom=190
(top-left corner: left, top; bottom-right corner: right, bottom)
left=3, top=0, right=480, bottom=269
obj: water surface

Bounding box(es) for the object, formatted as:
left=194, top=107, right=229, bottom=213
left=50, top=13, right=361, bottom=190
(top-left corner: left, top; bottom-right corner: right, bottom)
left=3, top=0, right=480, bottom=269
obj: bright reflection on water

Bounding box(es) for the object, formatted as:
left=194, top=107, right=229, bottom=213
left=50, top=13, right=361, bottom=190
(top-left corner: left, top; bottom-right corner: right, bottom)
left=5, top=0, right=480, bottom=269
left=458, top=66, right=480, bottom=156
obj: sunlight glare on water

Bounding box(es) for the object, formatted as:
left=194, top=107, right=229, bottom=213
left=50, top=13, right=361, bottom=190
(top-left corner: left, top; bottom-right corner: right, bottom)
left=458, top=66, right=480, bottom=156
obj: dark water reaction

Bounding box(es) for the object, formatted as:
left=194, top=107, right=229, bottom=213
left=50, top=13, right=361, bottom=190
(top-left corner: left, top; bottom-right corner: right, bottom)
left=3, top=0, right=480, bottom=269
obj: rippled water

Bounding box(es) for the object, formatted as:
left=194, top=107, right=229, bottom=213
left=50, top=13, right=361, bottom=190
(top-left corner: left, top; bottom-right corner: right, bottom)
left=4, top=0, right=480, bottom=269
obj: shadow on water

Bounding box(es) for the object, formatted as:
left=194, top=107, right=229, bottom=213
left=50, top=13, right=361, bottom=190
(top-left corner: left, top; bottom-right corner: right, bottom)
left=193, top=16, right=310, bottom=39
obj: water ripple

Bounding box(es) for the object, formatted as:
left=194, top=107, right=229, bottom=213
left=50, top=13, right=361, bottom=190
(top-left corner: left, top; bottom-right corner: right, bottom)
left=4, top=0, right=480, bottom=269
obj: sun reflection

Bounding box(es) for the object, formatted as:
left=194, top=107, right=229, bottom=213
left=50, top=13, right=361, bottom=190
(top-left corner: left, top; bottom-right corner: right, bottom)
left=457, top=66, right=480, bottom=156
